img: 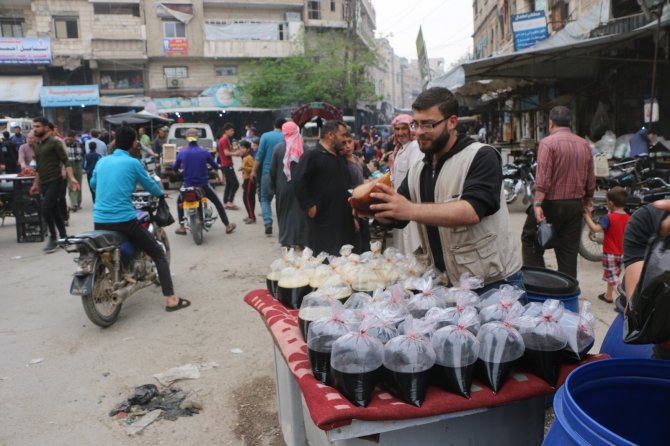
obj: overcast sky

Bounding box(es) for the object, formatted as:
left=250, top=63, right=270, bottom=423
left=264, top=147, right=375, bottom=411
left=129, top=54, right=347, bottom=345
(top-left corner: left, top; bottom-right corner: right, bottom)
left=372, top=0, right=474, bottom=71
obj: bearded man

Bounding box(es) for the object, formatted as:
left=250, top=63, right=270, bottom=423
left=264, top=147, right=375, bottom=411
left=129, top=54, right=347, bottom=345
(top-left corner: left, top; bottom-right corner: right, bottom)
left=368, top=87, right=525, bottom=299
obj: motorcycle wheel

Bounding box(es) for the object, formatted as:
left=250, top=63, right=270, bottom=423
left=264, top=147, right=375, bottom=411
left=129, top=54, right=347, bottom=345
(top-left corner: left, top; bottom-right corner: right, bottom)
left=503, top=179, right=518, bottom=204
left=579, top=208, right=607, bottom=262
left=190, top=212, right=204, bottom=245
left=81, top=260, right=121, bottom=328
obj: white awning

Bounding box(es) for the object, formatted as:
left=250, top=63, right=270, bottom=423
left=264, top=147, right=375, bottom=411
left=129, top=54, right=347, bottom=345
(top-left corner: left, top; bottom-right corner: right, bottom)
left=89, top=0, right=139, bottom=3
left=155, top=106, right=275, bottom=113
left=0, top=76, right=42, bottom=103
left=157, top=3, right=193, bottom=24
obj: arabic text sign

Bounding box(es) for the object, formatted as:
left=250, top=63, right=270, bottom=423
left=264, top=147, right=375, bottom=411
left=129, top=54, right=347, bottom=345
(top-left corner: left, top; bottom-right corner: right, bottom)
left=40, top=85, right=100, bottom=108
left=163, top=38, right=188, bottom=57
left=512, top=11, right=548, bottom=51
left=0, top=38, right=52, bottom=64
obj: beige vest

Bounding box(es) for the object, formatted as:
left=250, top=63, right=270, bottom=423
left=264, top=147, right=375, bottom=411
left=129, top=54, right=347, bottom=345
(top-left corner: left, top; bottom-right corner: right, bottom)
left=407, top=142, right=521, bottom=285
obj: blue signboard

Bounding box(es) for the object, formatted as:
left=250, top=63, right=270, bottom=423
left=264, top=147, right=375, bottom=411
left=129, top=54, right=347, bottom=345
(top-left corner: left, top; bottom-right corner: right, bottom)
left=40, top=85, right=100, bottom=108
left=0, top=37, right=51, bottom=64
left=512, top=11, right=548, bottom=51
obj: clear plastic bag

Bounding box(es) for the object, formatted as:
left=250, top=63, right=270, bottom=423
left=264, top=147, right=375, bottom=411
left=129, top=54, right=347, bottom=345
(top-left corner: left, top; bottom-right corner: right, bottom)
left=277, top=267, right=312, bottom=309
left=407, top=277, right=448, bottom=318
left=431, top=308, right=481, bottom=398
left=382, top=316, right=436, bottom=407
left=559, top=301, right=595, bottom=362
left=360, top=314, right=398, bottom=344
left=307, top=304, right=352, bottom=386
left=479, top=285, right=525, bottom=324
left=330, top=327, right=384, bottom=407
left=476, top=306, right=525, bottom=393
left=446, top=273, right=483, bottom=307
left=371, top=284, right=410, bottom=325
left=299, top=293, right=344, bottom=340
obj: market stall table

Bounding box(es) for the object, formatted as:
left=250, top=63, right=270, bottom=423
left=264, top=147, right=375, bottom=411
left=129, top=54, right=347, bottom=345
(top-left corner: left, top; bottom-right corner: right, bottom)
left=244, top=289, right=606, bottom=446
left=0, top=173, right=44, bottom=242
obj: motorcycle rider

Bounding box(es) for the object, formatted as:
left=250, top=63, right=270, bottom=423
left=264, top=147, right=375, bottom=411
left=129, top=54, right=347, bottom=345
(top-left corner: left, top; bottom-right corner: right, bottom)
left=90, top=125, right=190, bottom=312
left=173, top=128, right=236, bottom=235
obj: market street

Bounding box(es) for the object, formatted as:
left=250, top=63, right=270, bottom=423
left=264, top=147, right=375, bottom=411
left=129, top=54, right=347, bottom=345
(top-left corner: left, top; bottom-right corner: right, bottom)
left=0, top=189, right=615, bottom=445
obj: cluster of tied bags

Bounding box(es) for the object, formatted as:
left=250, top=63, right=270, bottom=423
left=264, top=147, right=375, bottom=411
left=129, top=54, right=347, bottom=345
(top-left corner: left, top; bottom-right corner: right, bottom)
left=299, top=280, right=596, bottom=408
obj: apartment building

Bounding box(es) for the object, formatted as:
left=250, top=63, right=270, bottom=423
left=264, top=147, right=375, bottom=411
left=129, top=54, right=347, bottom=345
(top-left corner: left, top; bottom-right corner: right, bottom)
left=0, top=0, right=399, bottom=131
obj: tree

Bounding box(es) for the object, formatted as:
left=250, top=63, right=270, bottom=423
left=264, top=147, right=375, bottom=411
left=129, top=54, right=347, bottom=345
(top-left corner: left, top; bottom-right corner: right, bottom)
left=239, top=30, right=380, bottom=109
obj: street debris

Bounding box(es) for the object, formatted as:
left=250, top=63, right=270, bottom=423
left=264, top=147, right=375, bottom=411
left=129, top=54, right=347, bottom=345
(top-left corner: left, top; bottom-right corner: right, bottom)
left=231, top=348, right=243, bottom=354
left=125, top=409, right=162, bottom=436
left=26, top=358, right=44, bottom=367
left=153, top=364, right=200, bottom=386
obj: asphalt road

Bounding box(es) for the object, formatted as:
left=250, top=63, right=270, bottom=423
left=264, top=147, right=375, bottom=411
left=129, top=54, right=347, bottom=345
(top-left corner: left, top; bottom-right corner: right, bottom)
left=0, top=186, right=616, bottom=445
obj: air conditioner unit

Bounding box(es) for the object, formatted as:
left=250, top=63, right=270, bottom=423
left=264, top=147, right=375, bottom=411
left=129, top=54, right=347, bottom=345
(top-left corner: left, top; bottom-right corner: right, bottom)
left=166, top=77, right=182, bottom=89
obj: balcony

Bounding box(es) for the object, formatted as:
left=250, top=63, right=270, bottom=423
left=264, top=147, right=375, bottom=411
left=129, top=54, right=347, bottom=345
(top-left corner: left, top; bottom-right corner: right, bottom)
left=204, top=39, right=303, bottom=59
left=203, top=0, right=303, bottom=8
left=91, top=39, right=146, bottom=60
left=92, top=16, right=145, bottom=41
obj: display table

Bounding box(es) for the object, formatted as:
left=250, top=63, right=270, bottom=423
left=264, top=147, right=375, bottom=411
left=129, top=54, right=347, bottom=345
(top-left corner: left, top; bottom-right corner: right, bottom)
left=245, top=289, right=607, bottom=445
left=0, top=174, right=44, bottom=242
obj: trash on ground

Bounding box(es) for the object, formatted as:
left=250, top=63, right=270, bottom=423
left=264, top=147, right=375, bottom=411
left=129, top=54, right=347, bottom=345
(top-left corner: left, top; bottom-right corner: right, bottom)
left=125, top=409, right=162, bottom=436
left=10, top=256, right=21, bottom=260
left=26, top=358, right=44, bottom=366
left=153, top=364, right=200, bottom=386
left=231, top=348, right=243, bottom=354
left=198, top=361, right=220, bottom=370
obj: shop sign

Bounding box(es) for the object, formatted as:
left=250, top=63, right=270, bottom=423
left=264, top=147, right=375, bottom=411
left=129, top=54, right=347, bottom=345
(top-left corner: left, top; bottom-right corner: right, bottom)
left=0, top=37, right=51, bottom=64
left=512, top=11, right=548, bottom=51
left=40, top=85, right=100, bottom=108
left=163, top=38, right=188, bottom=56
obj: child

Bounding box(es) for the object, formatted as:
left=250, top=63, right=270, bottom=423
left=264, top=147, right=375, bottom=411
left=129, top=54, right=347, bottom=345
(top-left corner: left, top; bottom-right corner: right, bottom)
left=367, top=160, right=383, bottom=179
left=84, top=141, right=102, bottom=203
left=237, top=140, right=256, bottom=223
left=584, top=187, right=630, bottom=303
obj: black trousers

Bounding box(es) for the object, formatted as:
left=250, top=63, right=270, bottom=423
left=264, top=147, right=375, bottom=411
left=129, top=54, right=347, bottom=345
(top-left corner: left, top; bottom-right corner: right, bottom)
left=242, top=178, right=256, bottom=220
left=221, top=166, right=239, bottom=204
left=94, top=219, right=174, bottom=296
left=40, top=178, right=67, bottom=239
left=521, top=199, right=583, bottom=279
left=177, top=184, right=229, bottom=225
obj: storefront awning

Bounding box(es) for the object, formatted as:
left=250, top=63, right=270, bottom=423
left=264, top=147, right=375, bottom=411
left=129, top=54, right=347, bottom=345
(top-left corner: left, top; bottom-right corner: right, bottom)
left=463, top=3, right=669, bottom=81
left=0, top=76, right=43, bottom=103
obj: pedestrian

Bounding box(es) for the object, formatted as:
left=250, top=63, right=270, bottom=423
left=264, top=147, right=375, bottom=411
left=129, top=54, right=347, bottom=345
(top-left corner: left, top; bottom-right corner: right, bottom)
left=138, top=127, right=151, bottom=149
left=629, top=126, right=655, bottom=157
left=173, top=128, right=235, bottom=235
left=583, top=187, right=630, bottom=303
left=367, top=159, right=383, bottom=178
left=91, top=125, right=189, bottom=312
left=10, top=125, right=26, bottom=147
left=217, top=123, right=241, bottom=210
left=29, top=117, right=80, bottom=253
left=362, top=134, right=375, bottom=163
left=368, top=87, right=524, bottom=298
left=521, top=105, right=596, bottom=279
left=269, top=121, right=310, bottom=250
left=17, top=131, right=36, bottom=170
left=84, top=141, right=101, bottom=203
left=64, top=130, right=84, bottom=211
left=252, top=118, right=286, bottom=236
left=0, top=131, right=18, bottom=173
left=342, top=132, right=370, bottom=253
left=49, top=123, right=69, bottom=226
left=477, top=124, right=487, bottom=143
left=152, top=126, right=167, bottom=157
left=238, top=140, right=256, bottom=224
left=389, top=113, right=423, bottom=256
left=293, top=120, right=356, bottom=256
left=86, top=129, right=107, bottom=158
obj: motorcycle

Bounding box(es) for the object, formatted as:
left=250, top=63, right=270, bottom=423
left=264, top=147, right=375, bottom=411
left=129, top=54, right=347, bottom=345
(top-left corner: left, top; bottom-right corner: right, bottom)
left=502, top=149, right=536, bottom=206
left=178, top=185, right=216, bottom=245
left=58, top=158, right=170, bottom=327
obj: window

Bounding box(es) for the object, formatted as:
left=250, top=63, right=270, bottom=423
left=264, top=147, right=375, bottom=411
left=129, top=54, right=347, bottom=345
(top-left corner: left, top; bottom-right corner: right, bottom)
left=164, top=21, right=186, bottom=38
left=164, top=66, right=188, bottom=78
left=54, top=17, right=79, bottom=39
left=215, top=66, right=237, bottom=76
left=308, top=1, right=321, bottom=20
left=93, top=3, right=140, bottom=17
left=330, top=1, right=336, bottom=12
left=0, top=19, right=24, bottom=37
left=99, top=70, right=144, bottom=90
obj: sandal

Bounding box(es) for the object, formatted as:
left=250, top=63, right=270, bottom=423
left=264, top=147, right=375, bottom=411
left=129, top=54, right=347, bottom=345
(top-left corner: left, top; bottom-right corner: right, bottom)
left=226, top=223, right=237, bottom=234
left=175, top=228, right=187, bottom=235
left=597, top=293, right=614, bottom=303
left=166, top=298, right=191, bottom=312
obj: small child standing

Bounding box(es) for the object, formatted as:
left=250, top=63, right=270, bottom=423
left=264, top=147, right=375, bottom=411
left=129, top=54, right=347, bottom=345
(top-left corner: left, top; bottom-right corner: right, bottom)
left=584, top=186, right=630, bottom=303
left=238, top=140, right=256, bottom=223
left=84, top=142, right=102, bottom=203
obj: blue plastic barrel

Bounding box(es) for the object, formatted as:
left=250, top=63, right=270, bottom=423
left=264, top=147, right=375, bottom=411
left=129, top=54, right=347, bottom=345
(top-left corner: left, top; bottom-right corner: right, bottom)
left=544, top=358, right=670, bottom=445
left=600, top=294, right=654, bottom=358
left=522, top=266, right=580, bottom=312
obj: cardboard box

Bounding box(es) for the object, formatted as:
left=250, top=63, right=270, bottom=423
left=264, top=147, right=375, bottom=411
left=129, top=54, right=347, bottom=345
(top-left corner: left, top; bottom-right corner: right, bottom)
left=162, top=144, right=177, bottom=166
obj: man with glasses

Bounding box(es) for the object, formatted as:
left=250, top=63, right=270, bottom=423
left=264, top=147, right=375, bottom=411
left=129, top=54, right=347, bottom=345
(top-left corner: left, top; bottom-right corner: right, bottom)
left=293, top=120, right=357, bottom=256
left=368, top=87, right=525, bottom=299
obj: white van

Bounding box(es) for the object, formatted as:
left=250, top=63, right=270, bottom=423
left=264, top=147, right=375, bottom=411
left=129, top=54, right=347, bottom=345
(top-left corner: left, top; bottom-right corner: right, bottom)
left=0, top=117, right=33, bottom=134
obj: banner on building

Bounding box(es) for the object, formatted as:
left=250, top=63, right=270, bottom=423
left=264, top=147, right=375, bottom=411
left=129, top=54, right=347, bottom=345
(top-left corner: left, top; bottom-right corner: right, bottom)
left=163, top=38, right=189, bottom=56
left=512, top=11, right=548, bottom=51
left=40, top=85, right=100, bottom=108
left=416, top=27, right=431, bottom=88
left=148, top=83, right=241, bottom=111
left=0, top=38, right=51, bottom=64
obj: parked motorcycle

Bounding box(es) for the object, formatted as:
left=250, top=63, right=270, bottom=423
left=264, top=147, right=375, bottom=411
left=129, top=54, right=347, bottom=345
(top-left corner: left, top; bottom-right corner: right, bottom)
left=58, top=158, right=170, bottom=327
left=502, top=149, right=536, bottom=206
left=178, top=186, right=216, bottom=245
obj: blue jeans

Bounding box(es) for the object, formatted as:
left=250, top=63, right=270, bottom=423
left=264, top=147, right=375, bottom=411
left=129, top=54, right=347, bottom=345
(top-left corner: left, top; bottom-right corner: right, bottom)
left=476, top=270, right=527, bottom=305
left=260, top=174, right=273, bottom=227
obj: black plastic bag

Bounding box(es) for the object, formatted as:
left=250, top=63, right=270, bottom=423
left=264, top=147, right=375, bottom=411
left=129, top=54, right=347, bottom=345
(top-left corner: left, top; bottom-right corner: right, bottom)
left=154, top=197, right=175, bottom=227
left=624, top=234, right=670, bottom=344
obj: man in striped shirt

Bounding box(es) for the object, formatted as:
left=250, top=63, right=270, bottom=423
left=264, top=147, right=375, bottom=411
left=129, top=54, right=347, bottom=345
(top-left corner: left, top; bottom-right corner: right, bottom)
left=521, top=106, right=595, bottom=279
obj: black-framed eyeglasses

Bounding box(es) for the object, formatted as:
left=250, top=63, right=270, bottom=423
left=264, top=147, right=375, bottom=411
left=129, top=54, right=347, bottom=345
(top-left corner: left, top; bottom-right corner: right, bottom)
left=409, top=117, right=449, bottom=131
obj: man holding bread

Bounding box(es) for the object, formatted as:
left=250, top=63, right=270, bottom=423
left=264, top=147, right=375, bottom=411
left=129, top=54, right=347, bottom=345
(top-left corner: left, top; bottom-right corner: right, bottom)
left=369, top=87, right=525, bottom=299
